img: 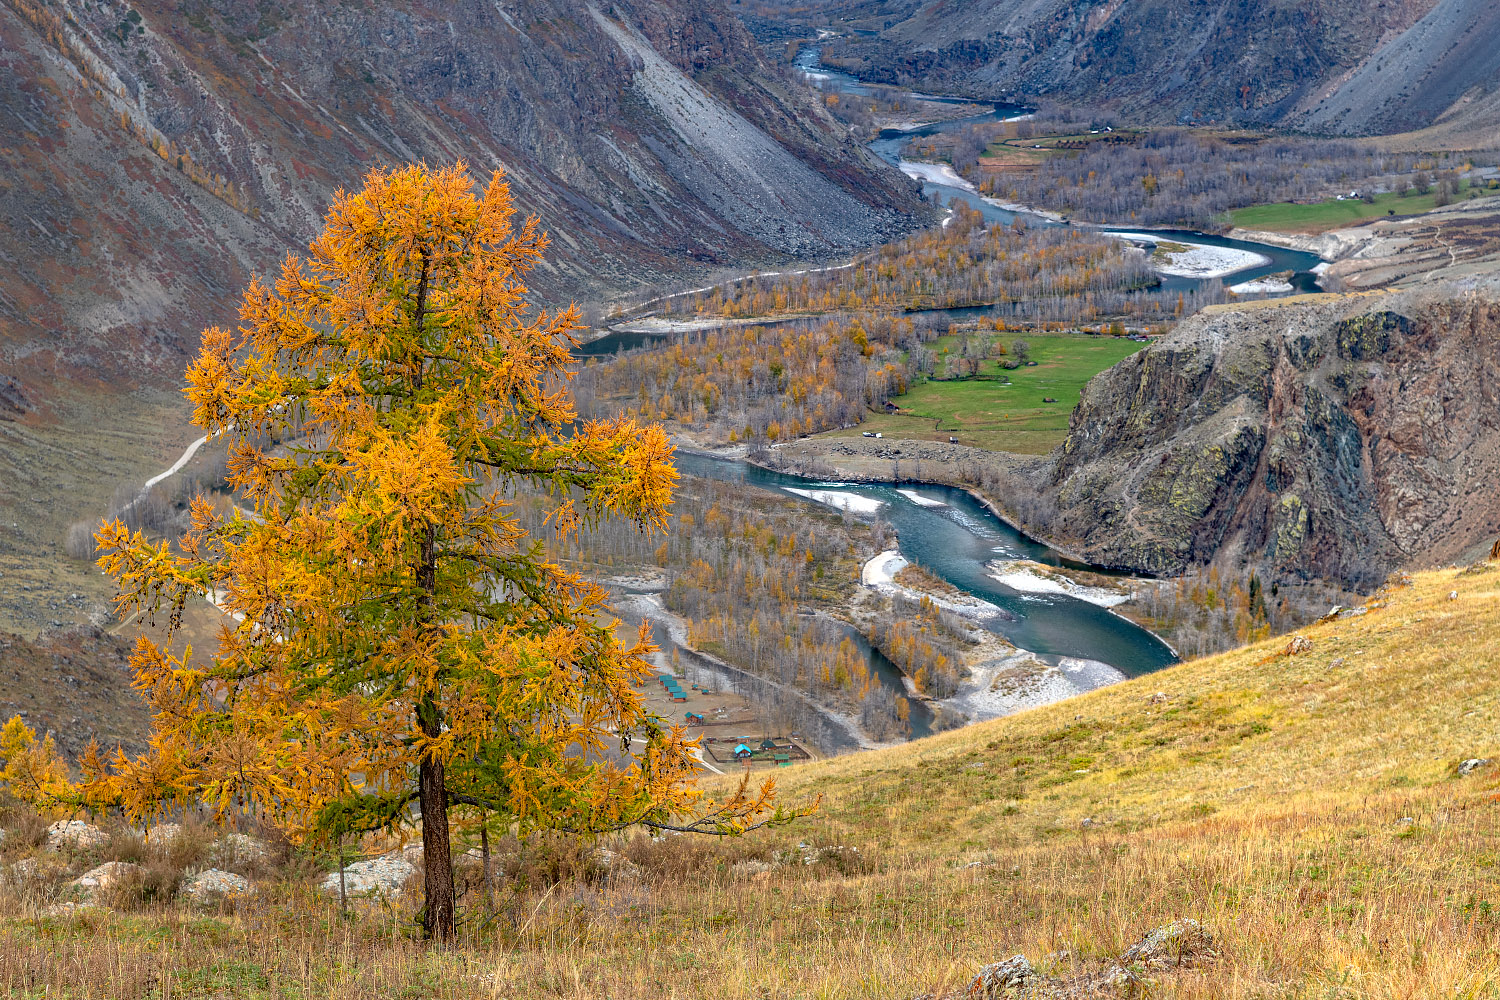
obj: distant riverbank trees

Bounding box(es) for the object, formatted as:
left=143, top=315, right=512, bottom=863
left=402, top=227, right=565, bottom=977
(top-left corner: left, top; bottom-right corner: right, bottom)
left=664, top=208, right=1158, bottom=317
left=927, top=122, right=1494, bottom=230
left=523, top=477, right=916, bottom=742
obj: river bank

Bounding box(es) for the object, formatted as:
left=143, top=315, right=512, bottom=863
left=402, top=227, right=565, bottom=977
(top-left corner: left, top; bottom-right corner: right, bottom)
left=851, top=548, right=1129, bottom=724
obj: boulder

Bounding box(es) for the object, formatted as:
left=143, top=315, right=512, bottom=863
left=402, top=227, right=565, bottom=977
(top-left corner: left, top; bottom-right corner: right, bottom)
left=6, top=858, right=40, bottom=886
left=181, top=868, right=255, bottom=906
left=213, top=832, right=271, bottom=867
left=1459, top=758, right=1491, bottom=776
left=1119, top=918, right=1214, bottom=968
left=320, top=854, right=416, bottom=897
left=45, top=820, right=108, bottom=852
left=143, top=822, right=183, bottom=844
left=967, top=955, right=1037, bottom=996
left=71, top=861, right=139, bottom=901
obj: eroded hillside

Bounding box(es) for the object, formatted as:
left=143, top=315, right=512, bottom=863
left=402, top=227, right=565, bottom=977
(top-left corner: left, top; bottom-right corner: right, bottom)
left=0, top=0, right=919, bottom=387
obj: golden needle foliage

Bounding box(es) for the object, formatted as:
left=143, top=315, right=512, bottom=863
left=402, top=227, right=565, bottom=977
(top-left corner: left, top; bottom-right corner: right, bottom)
left=74, top=162, right=799, bottom=937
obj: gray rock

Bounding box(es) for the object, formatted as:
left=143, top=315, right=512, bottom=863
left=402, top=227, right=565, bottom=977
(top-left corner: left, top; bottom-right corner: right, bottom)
left=6, top=857, right=40, bottom=886
left=212, top=832, right=271, bottom=867
left=45, top=820, right=108, bottom=852
left=320, top=854, right=416, bottom=898
left=589, top=847, right=642, bottom=880
left=143, top=822, right=183, bottom=844
left=1119, top=918, right=1214, bottom=968
left=1459, top=758, right=1491, bottom=776
left=71, top=861, right=139, bottom=902
left=181, top=868, right=255, bottom=906
left=968, top=955, right=1036, bottom=996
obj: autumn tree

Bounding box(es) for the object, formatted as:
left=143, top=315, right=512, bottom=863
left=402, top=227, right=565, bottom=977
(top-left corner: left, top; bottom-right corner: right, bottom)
left=92, top=162, right=797, bottom=940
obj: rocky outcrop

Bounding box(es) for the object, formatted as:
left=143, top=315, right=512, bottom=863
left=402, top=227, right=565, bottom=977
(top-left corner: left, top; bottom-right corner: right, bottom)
left=70, top=860, right=138, bottom=901
left=181, top=868, right=255, bottom=906
left=320, top=853, right=416, bottom=898
left=45, top=820, right=109, bottom=852
left=1044, top=282, right=1500, bottom=587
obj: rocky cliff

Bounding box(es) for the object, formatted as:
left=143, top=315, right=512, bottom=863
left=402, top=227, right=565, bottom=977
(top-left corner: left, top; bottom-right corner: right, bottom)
left=803, top=0, right=1500, bottom=137
left=1045, top=284, right=1500, bottom=587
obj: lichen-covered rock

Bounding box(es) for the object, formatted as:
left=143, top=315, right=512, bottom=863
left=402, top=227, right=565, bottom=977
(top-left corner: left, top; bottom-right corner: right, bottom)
left=320, top=855, right=416, bottom=898
left=1459, top=758, right=1491, bottom=776
left=1119, top=918, right=1214, bottom=968
left=181, top=869, right=255, bottom=906
left=967, top=955, right=1036, bottom=996
left=45, top=820, right=108, bottom=852
left=71, top=861, right=139, bottom=901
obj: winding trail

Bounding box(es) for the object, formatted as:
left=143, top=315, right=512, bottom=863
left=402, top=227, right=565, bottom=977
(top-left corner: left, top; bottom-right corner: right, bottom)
left=141, top=433, right=212, bottom=494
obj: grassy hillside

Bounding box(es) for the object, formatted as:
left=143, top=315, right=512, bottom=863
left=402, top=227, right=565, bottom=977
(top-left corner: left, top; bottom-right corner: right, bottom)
left=5, top=564, right=1500, bottom=997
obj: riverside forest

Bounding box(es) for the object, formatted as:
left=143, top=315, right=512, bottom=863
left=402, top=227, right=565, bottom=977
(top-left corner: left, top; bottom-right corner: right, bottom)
left=3, top=1, right=1500, bottom=997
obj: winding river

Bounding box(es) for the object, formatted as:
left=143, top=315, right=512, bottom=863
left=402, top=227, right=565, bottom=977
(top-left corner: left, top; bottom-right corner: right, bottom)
left=797, top=46, right=1326, bottom=295
left=575, top=52, right=1332, bottom=741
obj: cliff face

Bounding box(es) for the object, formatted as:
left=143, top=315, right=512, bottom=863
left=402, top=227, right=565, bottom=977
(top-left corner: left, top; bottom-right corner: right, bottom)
left=0, top=0, right=921, bottom=390
left=1044, top=285, right=1500, bottom=587
left=810, top=0, right=1500, bottom=136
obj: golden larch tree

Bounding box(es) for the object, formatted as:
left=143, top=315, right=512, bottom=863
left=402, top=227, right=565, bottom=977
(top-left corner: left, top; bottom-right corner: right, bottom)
left=93, top=162, right=795, bottom=940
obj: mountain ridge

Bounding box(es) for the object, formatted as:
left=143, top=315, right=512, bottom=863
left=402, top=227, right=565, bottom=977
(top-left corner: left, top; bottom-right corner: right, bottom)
left=800, top=0, right=1500, bottom=139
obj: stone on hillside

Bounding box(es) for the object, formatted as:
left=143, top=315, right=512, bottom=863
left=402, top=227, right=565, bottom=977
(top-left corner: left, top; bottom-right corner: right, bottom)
left=1119, top=918, right=1214, bottom=967
left=144, top=822, right=183, bottom=844
left=1285, top=635, right=1313, bottom=655
left=71, top=861, right=139, bottom=901
left=181, top=868, right=255, bottom=906
left=1459, top=758, right=1491, bottom=776
left=320, top=854, right=416, bottom=897
left=45, top=820, right=108, bottom=852
left=213, top=832, right=271, bottom=867
left=967, top=955, right=1036, bottom=996
left=6, top=858, right=40, bottom=886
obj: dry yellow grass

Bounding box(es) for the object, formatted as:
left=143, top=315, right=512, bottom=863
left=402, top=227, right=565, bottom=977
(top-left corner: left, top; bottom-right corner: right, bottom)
left=5, top=564, right=1500, bottom=998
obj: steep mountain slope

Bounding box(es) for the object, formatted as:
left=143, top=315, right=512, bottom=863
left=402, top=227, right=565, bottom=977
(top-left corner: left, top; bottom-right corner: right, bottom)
left=0, top=0, right=923, bottom=638
left=1296, top=0, right=1500, bottom=137
left=1044, top=279, right=1500, bottom=587
left=800, top=0, right=1500, bottom=136
left=0, top=0, right=919, bottom=388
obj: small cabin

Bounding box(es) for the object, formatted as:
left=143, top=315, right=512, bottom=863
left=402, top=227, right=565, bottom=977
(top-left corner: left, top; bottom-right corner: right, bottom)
left=733, top=743, right=753, bottom=760
left=759, top=738, right=777, bottom=751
